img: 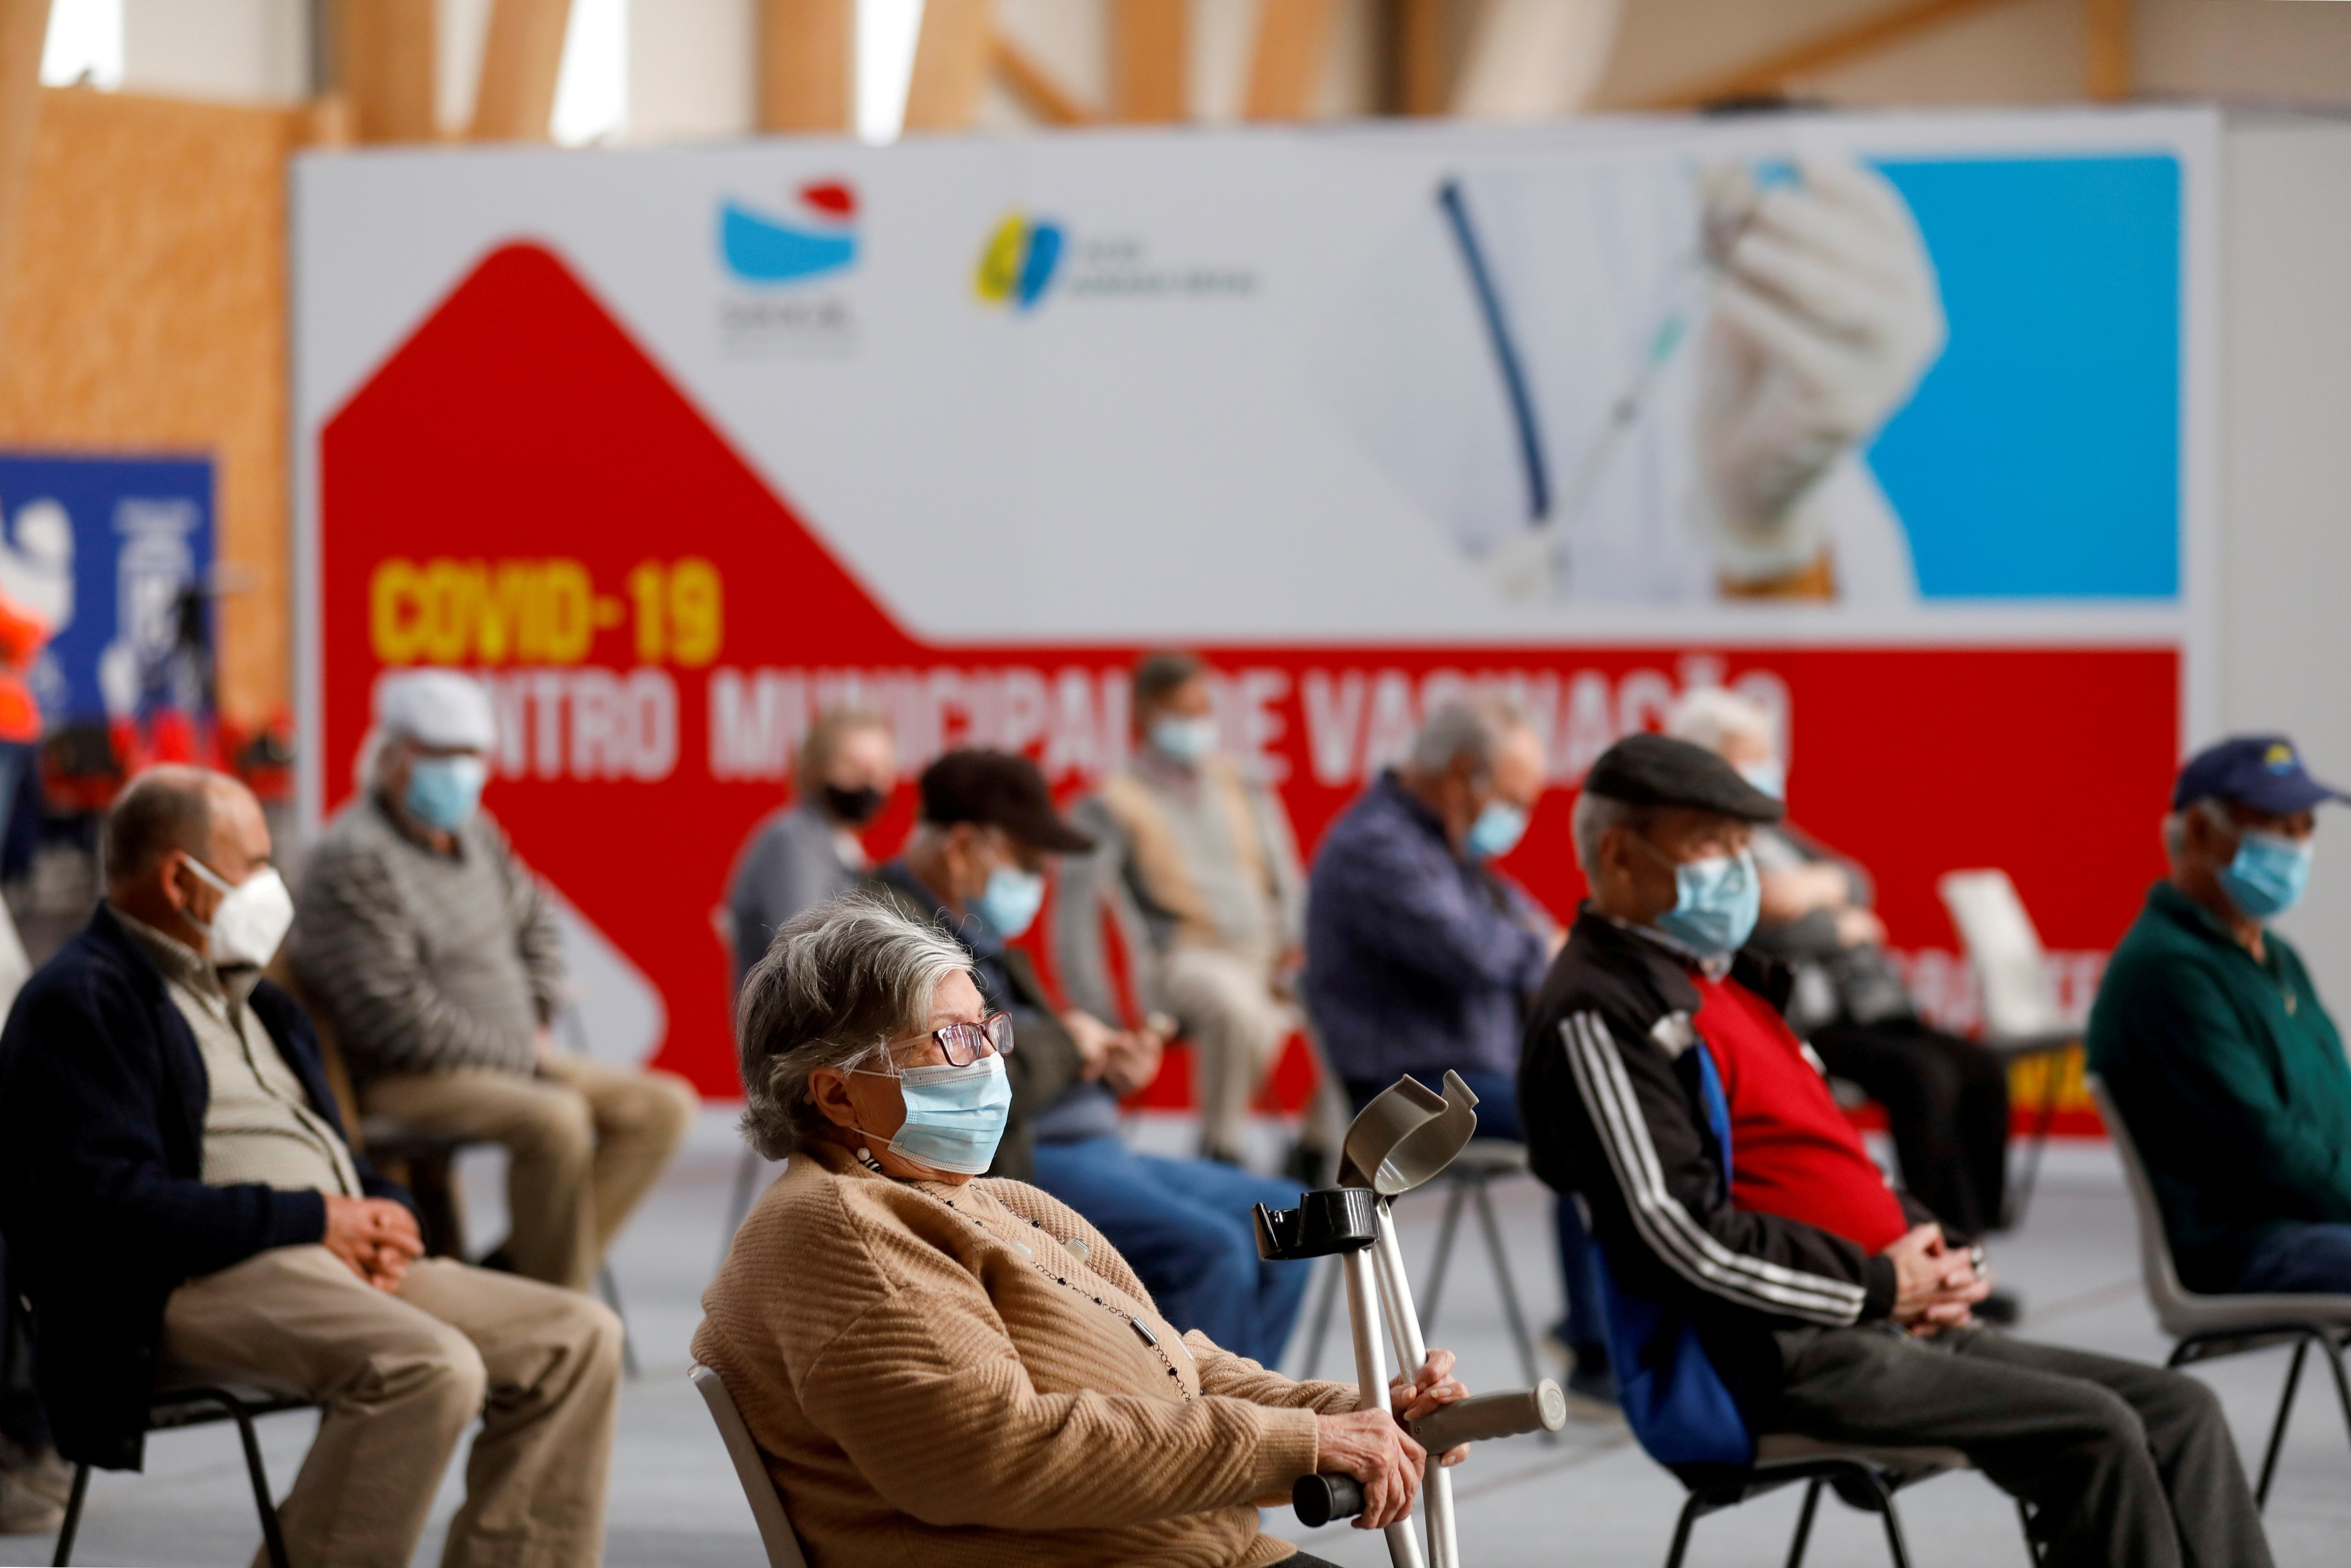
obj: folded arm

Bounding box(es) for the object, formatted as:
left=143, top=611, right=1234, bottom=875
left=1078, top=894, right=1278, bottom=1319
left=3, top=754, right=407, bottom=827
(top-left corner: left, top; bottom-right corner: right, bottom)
left=292, top=842, right=528, bottom=1075
left=1532, top=1004, right=1893, bottom=1327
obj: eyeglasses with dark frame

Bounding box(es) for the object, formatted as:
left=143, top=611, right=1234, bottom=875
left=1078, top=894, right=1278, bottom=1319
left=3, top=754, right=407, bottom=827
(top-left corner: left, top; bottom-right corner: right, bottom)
left=884, top=1011, right=1016, bottom=1068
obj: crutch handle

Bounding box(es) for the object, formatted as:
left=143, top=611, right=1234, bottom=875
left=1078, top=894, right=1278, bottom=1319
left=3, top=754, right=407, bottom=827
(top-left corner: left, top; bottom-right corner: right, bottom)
left=1408, top=1380, right=1569, bottom=1452
left=1291, top=1471, right=1366, bottom=1527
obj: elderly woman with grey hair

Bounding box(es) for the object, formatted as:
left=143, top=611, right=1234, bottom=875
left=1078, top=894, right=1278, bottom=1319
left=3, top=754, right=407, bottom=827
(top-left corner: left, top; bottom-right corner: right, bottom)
left=692, top=893, right=1468, bottom=1568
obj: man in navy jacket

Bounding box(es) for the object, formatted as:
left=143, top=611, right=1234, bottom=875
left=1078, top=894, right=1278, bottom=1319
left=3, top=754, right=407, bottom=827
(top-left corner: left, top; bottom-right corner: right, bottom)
left=0, top=767, right=621, bottom=1568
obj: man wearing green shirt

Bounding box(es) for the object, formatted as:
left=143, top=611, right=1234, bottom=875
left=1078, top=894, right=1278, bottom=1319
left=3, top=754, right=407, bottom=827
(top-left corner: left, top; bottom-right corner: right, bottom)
left=2089, top=735, right=2351, bottom=1294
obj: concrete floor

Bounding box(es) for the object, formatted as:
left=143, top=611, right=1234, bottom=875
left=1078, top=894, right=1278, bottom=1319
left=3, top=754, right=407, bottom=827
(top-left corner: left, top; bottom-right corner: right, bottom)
left=11, top=1112, right=2348, bottom=1568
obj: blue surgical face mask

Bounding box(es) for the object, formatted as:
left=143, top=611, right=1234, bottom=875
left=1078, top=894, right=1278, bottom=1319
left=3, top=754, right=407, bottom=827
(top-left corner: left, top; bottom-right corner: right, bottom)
left=1466, top=800, right=1529, bottom=861
left=2220, top=828, right=2313, bottom=922
left=1148, top=715, right=1219, bottom=765
left=406, top=755, right=488, bottom=832
left=860, top=1053, right=1011, bottom=1176
left=975, top=864, right=1046, bottom=938
left=1737, top=759, right=1786, bottom=802
left=1656, top=847, right=1762, bottom=958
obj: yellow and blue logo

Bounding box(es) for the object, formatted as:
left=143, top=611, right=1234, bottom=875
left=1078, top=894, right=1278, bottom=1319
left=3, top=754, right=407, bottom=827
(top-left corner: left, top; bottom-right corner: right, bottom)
left=2266, top=742, right=2298, bottom=774
left=720, top=180, right=859, bottom=285
left=975, top=214, right=1064, bottom=311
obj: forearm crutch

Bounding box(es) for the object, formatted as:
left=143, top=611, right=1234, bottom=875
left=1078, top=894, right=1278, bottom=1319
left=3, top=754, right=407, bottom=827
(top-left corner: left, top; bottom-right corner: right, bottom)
left=1256, top=1072, right=1568, bottom=1567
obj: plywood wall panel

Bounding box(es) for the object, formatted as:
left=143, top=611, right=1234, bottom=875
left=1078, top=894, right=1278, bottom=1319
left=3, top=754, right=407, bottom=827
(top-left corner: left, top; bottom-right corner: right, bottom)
left=0, top=87, right=300, bottom=731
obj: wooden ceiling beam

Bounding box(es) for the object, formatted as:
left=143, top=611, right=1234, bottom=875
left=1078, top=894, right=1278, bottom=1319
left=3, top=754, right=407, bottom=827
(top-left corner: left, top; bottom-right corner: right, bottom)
left=1244, top=0, right=1338, bottom=122
left=0, top=0, right=40, bottom=360
left=1634, top=0, right=2024, bottom=111
left=2086, top=0, right=2132, bottom=102
left=903, top=0, right=996, bottom=133
left=760, top=0, right=853, bottom=133
left=1394, top=0, right=1449, bottom=117
left=469, top=0, right=575, bottom=141
left=336, top=0, right=438, bottom=143
left=994, top=35, right=1097, bottom=127
left=1110, top=0, right=1187, bottom=124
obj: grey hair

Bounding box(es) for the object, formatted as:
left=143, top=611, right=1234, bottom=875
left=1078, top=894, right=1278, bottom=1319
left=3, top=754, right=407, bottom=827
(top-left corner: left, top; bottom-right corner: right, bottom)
left=1665, top=686, right=1774, bottom=754
left=1570, top=789, right=1646, bottom=877
left=735, top=891, right=975, bottom=1160
left=1409, top=697, right=1526, bottom=777
left=2162, top=797, right=2233, bottom=863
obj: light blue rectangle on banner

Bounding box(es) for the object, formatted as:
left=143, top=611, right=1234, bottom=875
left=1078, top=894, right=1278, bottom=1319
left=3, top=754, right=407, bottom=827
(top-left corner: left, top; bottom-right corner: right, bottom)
left=1868, top=154, right=2180, bottom=600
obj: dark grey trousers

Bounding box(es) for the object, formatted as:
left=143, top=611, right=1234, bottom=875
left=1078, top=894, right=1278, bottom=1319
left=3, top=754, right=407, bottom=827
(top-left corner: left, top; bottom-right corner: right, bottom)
left=1769, top=1325, right=2270, bottom=1568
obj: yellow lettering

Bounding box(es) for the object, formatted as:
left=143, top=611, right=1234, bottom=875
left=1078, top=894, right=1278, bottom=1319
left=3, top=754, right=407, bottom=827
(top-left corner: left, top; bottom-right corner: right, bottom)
left=370, top=559, right=426, bottom=664
left=544, top=560, right=593, bottom=664
left=668, top=558, right=722, bottom=668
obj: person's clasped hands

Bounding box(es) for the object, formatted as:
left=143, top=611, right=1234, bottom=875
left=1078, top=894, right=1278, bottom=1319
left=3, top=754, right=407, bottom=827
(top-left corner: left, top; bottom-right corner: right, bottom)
left=1311, top=1349, right=1473, bottom=1530
left=322, top=1193, right=426, bottom=1292
left=1880, top=1221, right=1993, bottom=1336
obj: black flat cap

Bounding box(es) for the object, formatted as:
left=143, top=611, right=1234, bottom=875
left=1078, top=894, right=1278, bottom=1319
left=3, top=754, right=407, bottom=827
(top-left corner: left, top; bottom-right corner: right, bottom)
left=919, top=748, right=1096, bottom=853
left=1583, top=733, right=1784, bottom=824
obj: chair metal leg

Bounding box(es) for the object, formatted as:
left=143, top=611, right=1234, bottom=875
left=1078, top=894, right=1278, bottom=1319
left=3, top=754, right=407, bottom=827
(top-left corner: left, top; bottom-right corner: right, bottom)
left=1470, top=1175, right=1542, bottom=1393
left=1660, top=1492, right=1706, bottom=1568
left=1849, top=1467, right=1914, bottom=1568
left=1782, top=1477, right=1824, bottom=1568
left=1300, top=1253, right=1343, bottom=1380
left=222, top=1398, right=292, bottom=1568
left=718, top=1147, right=763, bottom=1271
left=598, top=1264, right=641, bottom=1380
left=2323, top=1330, right=2351, bottom=1459
left=2004, top=1055, right=2066, bottom=1229
left=49, top=1462, right=88, bottom=1566
left=1419, top=1178, right=1469, bottom=1337
left=2255, top=1336, right=2312, bottom=1508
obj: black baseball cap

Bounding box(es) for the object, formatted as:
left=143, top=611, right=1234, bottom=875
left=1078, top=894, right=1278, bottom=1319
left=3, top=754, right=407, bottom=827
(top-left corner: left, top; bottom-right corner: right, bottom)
left=1583, top=733, right=1785, bottom=824
left=918, top=749, right=1096, bottom=854
left=2171, top=735, right=2345, bottom=815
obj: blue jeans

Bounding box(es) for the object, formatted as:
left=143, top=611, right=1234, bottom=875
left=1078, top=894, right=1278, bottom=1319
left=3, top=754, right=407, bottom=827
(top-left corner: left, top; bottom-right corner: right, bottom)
left=1344, top=1067, right=1609, bottom=1368
left=2233, top=1222, right=2351, bottom=1294
left=1029, top=1136, right=1313, bottom=1366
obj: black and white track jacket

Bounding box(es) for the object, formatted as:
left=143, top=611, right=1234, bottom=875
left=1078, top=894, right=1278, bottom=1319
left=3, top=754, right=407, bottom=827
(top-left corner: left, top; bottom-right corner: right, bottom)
left=1519, top=908, right=1925, bottom=1403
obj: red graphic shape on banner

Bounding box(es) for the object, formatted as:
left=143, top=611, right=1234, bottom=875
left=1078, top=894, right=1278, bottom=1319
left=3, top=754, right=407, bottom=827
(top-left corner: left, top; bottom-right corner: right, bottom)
left=321, top=243, right=2180, bottom=1112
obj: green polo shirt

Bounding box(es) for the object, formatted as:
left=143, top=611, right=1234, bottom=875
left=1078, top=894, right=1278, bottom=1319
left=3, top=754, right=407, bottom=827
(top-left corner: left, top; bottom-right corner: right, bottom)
left=2087, top=880, right=2351, bottom=1291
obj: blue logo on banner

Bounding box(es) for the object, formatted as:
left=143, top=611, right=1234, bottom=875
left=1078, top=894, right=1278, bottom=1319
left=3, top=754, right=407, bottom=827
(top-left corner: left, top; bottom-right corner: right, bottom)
left=1869, top=155, right=2181, bottom=600
left=0, top=453, right=213, bottom=729
left=719, top=182, right=860, bottom=285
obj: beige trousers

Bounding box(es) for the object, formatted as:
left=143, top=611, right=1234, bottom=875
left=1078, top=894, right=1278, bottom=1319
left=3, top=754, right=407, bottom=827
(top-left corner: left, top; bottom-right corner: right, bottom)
left=1158, top=946, right=1299, bottom=1159
left=362, top=1054, right=699, bottom=1290
left=159, top=1246, right=621, bottom=1568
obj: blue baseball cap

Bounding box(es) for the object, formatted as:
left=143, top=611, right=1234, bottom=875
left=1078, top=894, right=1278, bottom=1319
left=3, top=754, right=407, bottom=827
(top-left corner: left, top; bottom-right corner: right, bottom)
left=2171, top=735, right=2346, bottom=814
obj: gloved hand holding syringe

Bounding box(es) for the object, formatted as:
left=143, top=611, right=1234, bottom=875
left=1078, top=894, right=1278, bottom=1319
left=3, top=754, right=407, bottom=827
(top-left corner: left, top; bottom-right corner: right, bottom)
left=1482, top=153, right=1945, bottom=601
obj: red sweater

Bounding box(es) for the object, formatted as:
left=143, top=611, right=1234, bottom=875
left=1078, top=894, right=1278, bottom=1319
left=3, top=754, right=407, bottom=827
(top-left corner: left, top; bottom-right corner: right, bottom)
left=1693, top=973, right=1909, bottom=1254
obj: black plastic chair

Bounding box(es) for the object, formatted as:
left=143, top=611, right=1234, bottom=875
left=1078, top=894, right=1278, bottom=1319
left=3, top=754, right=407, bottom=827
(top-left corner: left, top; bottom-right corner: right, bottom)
left=52, top=1385, right=314, bottom=1568
left=1662, top=1433, right=2033, bottom=1568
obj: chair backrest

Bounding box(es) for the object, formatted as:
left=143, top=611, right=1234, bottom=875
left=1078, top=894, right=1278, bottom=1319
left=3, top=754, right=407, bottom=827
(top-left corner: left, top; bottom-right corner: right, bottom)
left=2083, top=1077, right=2196, bottom=1329
left=690, top=1364, right=810, bottom=1568
left=1936, top=869, right=2063, bottom=1040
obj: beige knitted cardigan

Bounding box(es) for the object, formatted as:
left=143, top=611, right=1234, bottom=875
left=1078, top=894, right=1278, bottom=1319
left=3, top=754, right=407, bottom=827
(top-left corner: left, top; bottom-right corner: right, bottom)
left=692, top=1141, right=1358, bottom=1568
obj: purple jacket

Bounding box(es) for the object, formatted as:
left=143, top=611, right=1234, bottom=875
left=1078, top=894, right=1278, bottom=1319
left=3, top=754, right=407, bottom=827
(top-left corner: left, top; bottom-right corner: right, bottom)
left=1303, top=772, right=1553, bottom=1084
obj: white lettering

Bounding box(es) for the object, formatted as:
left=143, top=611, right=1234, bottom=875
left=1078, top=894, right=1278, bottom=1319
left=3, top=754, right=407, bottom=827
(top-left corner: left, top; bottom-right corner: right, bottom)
left=1301, top=669, right=1365, bottom=786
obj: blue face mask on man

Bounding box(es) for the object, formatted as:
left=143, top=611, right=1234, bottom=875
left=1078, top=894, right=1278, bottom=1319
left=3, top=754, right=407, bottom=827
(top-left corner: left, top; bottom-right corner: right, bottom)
left=2220, top=827, right=2314, bottom=921
left=1637, top=838, right=1762, bottom=958
left=859, top=1053, right=1011, bottom=1176
left=1466, top=799, right=1529, bottom=861
left=406, top=754, right=488, bottom=832
left=975, top=864, right=1046, bottom=938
